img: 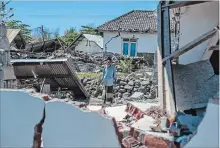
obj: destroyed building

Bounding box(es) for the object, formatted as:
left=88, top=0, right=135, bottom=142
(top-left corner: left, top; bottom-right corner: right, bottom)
left=0, top=1, right=219, bottom=148
left=156, top=1, right=219, bottom=147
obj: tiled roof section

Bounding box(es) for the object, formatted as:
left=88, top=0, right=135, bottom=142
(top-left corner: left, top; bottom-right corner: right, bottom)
left=98, top=10, right=175, bottom=33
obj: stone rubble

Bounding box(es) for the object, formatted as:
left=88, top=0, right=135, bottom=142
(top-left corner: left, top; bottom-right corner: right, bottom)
left=81, top=67, right=157, bottom=105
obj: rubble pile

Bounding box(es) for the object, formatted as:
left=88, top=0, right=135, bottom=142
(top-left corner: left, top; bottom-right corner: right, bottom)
left=104, top=103, right=204, bottom=148
left=145, top=106, right=168, bottom=120
left=81, top=67, right=157, bottom=104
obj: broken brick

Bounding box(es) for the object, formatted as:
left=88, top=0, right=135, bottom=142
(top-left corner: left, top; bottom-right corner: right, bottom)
left=143, top=135, right=176, bottom=148
left=42, top=95, right=50, bottom=101
left=122, top=136, right=140, bottom=148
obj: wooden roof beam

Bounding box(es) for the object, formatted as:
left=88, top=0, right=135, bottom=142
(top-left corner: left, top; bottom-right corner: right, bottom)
left=163, top=28, right=218, bottom=63
left=162, top=1, right=208, bottom=9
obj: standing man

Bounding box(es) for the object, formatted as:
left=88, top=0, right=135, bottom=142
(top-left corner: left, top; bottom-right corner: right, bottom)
left=103, top=57, right=117, bottom=104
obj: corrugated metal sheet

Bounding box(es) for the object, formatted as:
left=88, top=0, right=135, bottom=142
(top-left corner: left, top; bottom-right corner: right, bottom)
left=11, top=58, right=89, bottom=100
left=7, top=29, right=21, bottom=44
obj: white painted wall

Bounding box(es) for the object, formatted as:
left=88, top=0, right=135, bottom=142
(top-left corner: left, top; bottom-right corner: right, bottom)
left=0, top=90, right=45, bottom=147
left=177, top=2, right=219, bottom=65
left=0, top=90, right=120, bottom=148
left=103, top=32, right=157, bottom=55
left=75, top=38, right=103, bottom=53
left=43, top=102, right=120, bottom=147
left=185, top=101, right=219, bottom=148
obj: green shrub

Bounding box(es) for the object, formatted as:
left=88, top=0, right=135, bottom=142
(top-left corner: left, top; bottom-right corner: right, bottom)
left=119, top=59, right=133, bottom=73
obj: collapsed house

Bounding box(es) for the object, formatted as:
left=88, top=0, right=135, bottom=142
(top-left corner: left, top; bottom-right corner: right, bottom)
left=0, top=1, right=219, bottom=148
left=157, top=0, right=219, bottom=115
left=156, top=1, right=219, bottom=147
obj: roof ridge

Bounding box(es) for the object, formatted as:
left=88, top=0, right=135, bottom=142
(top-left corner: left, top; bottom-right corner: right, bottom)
left=97, top=10, right=135, bottom=30
left=97, top=9, right=174, bottom=33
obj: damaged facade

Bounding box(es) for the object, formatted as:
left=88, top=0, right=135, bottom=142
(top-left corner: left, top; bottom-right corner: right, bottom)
left=156, top=1, right=219, bottom=147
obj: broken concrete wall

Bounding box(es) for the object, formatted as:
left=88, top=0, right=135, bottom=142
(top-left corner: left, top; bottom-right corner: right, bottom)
left=0, top=90, right=45, bottom=147
left=177, top=1, right=219, bottom=65
left=185, top=99, right=219, bottom=148
left=172, top=60, right=219, bottom=111
left=0, top=24, right=17, bottom=88
left=0, top=90, right=120, bottom=148
left=43, top=101, right=120, bottom=147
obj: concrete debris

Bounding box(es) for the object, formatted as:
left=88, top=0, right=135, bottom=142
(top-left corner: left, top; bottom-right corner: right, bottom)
left=145, top=106, right=168, bottom=120
left=130, top=92, right=144, bottom=99
left=131, top=115, right=156, bottom=131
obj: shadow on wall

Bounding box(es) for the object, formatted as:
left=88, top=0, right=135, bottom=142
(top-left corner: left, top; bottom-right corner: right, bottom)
left=0, top=90, right=120, bottom=148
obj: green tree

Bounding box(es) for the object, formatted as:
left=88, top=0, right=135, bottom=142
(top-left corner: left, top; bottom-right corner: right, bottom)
left=6, top=20, right=32, bottom=42
left=61, top=27, right=79, bottom=45
left=80, top=24, right=100, bottom=35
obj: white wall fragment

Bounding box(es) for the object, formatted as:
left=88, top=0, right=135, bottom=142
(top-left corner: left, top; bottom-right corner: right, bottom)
left=185, top=101, right=219, bottom=148
left=43, top=102, right=120, bottom=148
left=0, top=90, right=45, bottom=147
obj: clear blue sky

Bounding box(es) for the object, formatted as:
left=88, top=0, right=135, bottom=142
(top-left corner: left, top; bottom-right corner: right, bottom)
left=8, top=1, right=158, bottom=35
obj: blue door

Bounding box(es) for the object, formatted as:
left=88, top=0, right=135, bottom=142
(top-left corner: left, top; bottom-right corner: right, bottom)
left=123, top=43, right=129, bottom=55
left=130, top=43, right=136, bottom=57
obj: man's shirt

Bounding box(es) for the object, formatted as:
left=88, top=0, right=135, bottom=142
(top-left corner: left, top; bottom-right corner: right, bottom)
left=103, top=65, right=117, bottom=86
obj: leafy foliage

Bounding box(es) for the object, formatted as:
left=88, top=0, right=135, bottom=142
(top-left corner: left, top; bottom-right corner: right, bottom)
left=119, top=58, right=133, bottom=73
left=80, top=24, right=100, bottom=35
left=61, top=27, right=79, bottom=45
left=6, top=20, right=32, bottom=42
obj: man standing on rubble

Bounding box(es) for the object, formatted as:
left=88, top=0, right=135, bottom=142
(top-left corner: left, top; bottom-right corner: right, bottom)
left=103, top=57, right=117, bottom=104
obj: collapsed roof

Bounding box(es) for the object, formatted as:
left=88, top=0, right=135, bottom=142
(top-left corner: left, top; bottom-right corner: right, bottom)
left=11, top=58, right=89, bottom=100
left=25, top=38, right=66, bottom=53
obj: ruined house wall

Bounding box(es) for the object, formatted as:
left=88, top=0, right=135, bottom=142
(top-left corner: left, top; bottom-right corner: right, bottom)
left=185, top=99, right=219, bottom=148
left=0, top=90, right=120, bottom=148
left=0, top=90, right=45, bottom=147
left=103, top=31, right=157, bottom=55
left=178, top=1, right=219, bottom=65
left=43, top=101, right=120, bottom=147
left=75, top=38, right=103, bottom=53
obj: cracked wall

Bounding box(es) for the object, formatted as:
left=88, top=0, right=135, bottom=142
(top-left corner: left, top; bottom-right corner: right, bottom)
left=0, top=90, right=120, bottom=148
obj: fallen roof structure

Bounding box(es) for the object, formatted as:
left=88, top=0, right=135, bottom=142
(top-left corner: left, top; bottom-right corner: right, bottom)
left=11, top=58, right=89, bottom=100
left=25, top=38, right=66, bottom=53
